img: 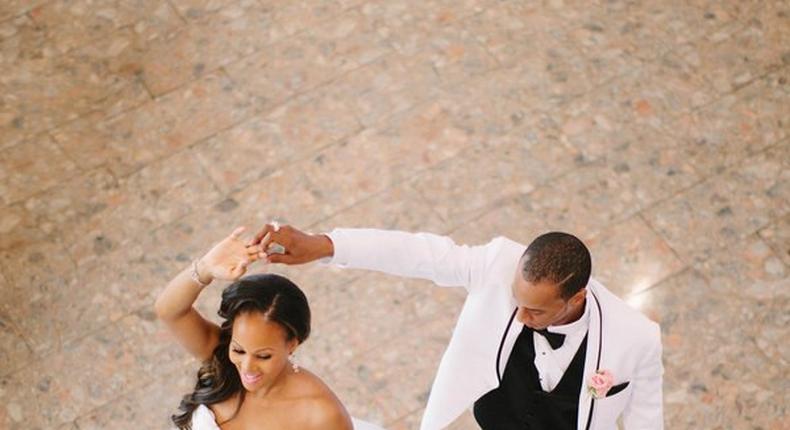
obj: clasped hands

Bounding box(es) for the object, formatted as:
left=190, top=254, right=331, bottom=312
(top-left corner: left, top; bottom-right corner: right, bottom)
left=195, top=223, right=334, bottom=284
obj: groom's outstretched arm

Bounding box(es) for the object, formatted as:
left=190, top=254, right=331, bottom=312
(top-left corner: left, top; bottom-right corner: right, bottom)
left=249, top=224, right=494, bottom=290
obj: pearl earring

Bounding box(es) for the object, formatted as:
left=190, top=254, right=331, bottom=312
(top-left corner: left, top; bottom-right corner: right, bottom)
left=290, top=354, right=300, bottom=373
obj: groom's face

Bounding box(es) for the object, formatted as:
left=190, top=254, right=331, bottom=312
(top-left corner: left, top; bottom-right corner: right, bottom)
left=511, top=270, right=577, bottom=330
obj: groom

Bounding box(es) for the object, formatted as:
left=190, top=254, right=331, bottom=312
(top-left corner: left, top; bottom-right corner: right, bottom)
left=249, top=224, right=664, bottom=430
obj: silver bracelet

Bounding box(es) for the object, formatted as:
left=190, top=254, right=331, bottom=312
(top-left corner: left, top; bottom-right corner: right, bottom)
left=191, top=259, right=210, bottom=287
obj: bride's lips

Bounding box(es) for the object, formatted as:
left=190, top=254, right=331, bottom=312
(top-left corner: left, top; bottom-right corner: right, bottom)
left=241, top=373, right=263, bottom=385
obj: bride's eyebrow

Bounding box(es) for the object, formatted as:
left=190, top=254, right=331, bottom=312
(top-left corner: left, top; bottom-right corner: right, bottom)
left=231, top=339, right=274, bottom=353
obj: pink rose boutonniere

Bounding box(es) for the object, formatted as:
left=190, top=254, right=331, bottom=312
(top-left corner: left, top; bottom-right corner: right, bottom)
left=588, top=369, right=615, bottom=399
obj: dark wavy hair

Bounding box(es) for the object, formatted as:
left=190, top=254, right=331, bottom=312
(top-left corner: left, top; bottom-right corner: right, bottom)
left=172, top=273, right=311, bottom=429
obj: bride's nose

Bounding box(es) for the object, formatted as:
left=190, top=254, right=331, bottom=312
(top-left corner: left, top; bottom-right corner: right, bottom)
left=240, top=356, right=256, bottom=372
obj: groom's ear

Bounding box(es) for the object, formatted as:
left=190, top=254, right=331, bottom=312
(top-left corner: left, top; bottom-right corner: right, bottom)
left=568, top=287, right=586, bottom=306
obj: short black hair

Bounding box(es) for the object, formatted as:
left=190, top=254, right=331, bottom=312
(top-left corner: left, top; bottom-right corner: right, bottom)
left=521, top=232, right=592, bottom=300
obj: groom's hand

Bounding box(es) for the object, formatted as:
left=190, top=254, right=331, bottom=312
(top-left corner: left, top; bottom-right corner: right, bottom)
left=247, top=223, right=334, bottom=265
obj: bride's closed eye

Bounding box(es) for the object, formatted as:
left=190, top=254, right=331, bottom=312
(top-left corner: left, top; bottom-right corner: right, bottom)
left=231, top=348, right=272, bottom=360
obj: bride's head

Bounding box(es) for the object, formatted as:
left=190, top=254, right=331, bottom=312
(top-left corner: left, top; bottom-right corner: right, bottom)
left=220, top=273, right=310, bottom=393
left=172, top=273, right=311, bottom=428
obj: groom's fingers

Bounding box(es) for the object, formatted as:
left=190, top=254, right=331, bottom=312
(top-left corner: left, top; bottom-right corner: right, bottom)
left=260, top=231, right=276, bottom=252
left=248, top=224, right=275, bottom=246
left=266, top=253, right=296, bottom=265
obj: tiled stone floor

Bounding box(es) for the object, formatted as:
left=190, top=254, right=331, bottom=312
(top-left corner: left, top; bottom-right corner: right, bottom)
left=0, top=0, right=787, bottom=429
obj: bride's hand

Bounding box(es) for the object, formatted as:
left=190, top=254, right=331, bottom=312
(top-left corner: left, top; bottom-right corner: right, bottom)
left=197, top=227, right=262, bottom=283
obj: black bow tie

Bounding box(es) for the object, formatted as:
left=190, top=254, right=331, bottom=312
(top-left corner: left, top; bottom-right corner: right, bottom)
left=536, top=329, right=566, bottom=349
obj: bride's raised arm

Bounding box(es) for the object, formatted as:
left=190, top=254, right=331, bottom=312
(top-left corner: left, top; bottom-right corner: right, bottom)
left=154, top=226, right=260, bottom=361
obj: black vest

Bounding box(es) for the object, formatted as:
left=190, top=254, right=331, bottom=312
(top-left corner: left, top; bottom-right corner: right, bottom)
left=473, top=325, right=588, bottom=430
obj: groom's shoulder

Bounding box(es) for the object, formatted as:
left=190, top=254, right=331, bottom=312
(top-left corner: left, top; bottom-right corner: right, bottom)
left=476, top=236, right=528, bottom=273
left=482, top=236, right=527, bottom=260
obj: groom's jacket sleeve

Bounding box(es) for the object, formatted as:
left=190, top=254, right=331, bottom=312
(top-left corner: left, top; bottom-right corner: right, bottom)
left=325, top=228, right=497, bottom=292
left=623, top=324, right=664, bottom=430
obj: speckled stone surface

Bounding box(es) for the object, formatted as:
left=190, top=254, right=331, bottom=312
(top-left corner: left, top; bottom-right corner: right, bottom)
left=0, top=0, right=787, bottom=429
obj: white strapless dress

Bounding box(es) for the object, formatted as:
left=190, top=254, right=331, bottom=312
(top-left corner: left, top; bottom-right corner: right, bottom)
left=189, top=404, right=386, bottom=430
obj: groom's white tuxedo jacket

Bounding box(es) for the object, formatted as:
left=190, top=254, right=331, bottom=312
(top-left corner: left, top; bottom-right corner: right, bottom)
left=326, top=229, right=664, bottom=430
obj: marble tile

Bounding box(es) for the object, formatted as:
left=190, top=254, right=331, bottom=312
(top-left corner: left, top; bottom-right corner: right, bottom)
left=0, top=323, right=142, bottom=428
left=685, top=0, right=764, bottom=25
left=548, top=0, right=700, bottom=84
left=167, top=0, right=235, bottom=21
left=301, top=273, right=416, bottom=371
left=0, top=15, right=48, bottom=72
left=53, top=71, right=257, bottom=176
left=263, top=0, right=349, bottom=37
left=192, top=116, right=304, bottom=194
left=0, top=223, right=76, bottom=296
left=448, top=198, right=552, bottom=248
left=322, top=366, right=387, bottom=426
left=322, top=52, right=442, bottom=128
left=28, top=0, right=182, bottom=55
left=426, top=68, right=546, bottom=138
left=0, top=29, right=151, bottom=149
left=137, top=0, right=288, bottom=95
left=411, top=126, right=579, bottom=231
left=601, top=124, right=701, bottom=208
left=0, top=308, right=34, bottom=378
left=312, top=179, right=447, bottom=235
left=588, top=215, right=686, bottom=297
left=262, top=83, right=363, bottom=153
left=384, top=18, right=501, bottom=86
left=459, top=1, right=572, bottom=70
left=552, top=104, right=649, bottom=162
left=0, top=266, right=126, bottom=355
left=758, top=214, right=790, bottom=266
left=676, top=5, right=789, bottom=95
left=632, top=270, right=787, bottom=429
left=72, top=235, right=176, bottom=321
left=0, top=134, right=79, bottom=205
left=116, top=308, right=196, bottom=378
left=75, top=365, right=197, bottom=430
left=0, top=1, right=45, bottom=22
left=693, top=234, right=787, bottom=301
left=1, top=1, right=787, bottom=427
left=326, top=310, right=461, bottom=424
left=632, top=55, right=720, bottom=122
left=361, top=0, right=488, bottom=37
left=225, top=8, right=393, bottom=109
left=644, top=144, right=788, bottom=263
left=560, top=20, right=645, bottom=88
left=19, top=168, right=120, bottom=243
left=559, top=52, right=717, bottom=132
left=510, top=40, right=604, bottom=107
left=217, top=170, right=332, bottom=237
left=518, top=159, right=641, bottom=238
left=666, top=70, right=788, bottom=176
left=295, top=101, right=480, bottom=215
left=595, top=0, right=737, bottom=51
left=23, top=150, right=220, bottom=266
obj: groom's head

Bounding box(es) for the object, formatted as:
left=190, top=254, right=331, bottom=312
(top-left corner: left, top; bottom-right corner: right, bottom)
left=512, top=232, right=591, bottom=329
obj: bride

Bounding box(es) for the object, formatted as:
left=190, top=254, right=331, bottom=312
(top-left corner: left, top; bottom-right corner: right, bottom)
left=155, top=227, right=382, bottom=430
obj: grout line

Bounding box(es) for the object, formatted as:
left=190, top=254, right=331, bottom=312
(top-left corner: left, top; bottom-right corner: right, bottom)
left=163, top=0, right=188, bottom=25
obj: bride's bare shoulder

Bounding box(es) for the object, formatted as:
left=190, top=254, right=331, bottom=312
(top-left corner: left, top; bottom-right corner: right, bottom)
left=289, top=369, right=353, bottom=430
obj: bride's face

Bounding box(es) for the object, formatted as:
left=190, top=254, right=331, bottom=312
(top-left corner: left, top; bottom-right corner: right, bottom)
left=229, top=311, right=297, bottom=393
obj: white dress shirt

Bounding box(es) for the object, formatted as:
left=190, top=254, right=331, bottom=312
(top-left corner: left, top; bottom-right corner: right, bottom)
left=533, top=301, right=590, bottom=392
